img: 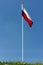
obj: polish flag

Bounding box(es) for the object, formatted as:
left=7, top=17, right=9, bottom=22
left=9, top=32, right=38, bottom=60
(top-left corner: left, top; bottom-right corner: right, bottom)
left=22, top=8, right=33, bottom=27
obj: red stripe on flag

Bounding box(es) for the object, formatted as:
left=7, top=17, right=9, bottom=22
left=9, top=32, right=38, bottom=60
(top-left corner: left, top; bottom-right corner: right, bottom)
left=22, top=10, right=33, bottom=27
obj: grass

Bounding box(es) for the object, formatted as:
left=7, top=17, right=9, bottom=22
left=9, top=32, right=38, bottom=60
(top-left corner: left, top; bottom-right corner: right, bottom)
left=0, top=62, right=43, bottom=65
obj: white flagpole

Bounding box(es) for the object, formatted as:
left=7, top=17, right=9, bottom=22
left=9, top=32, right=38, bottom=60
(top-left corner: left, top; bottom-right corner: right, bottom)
left=21, top=3, right=24, bottom=62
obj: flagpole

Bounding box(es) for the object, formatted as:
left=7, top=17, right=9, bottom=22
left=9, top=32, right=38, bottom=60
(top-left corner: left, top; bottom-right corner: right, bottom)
left=21, top=2, right=24, bottom=62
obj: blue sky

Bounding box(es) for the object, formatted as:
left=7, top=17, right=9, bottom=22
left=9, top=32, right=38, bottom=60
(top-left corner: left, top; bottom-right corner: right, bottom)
left=0, top=0, right=43, bottom=63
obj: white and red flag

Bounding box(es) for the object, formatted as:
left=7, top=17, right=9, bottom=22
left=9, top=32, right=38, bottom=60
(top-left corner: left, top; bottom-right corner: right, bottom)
left=22, top=7, right=33, bottom=27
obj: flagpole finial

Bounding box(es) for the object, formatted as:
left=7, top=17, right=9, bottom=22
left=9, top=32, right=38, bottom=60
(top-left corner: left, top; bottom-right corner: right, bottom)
left=22, top=1, right=24, bottom=5
left=21, top=1, right=24, bottom=10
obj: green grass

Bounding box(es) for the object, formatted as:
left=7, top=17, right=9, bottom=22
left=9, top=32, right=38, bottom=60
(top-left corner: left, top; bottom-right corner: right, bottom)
left=0, top=62, right=43, bottom=65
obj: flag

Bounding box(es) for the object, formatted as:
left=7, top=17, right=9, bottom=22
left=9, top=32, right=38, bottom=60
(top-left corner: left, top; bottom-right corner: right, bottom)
left=22, top=8, right=33, bottom=27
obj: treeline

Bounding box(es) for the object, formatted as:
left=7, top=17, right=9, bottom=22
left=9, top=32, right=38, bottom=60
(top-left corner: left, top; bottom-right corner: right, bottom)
left=0, top=62, right=43, bottom=65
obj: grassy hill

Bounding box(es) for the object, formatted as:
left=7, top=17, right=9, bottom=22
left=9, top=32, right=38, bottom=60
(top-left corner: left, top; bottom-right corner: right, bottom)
left=0, top=62, right=43, bottom=65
